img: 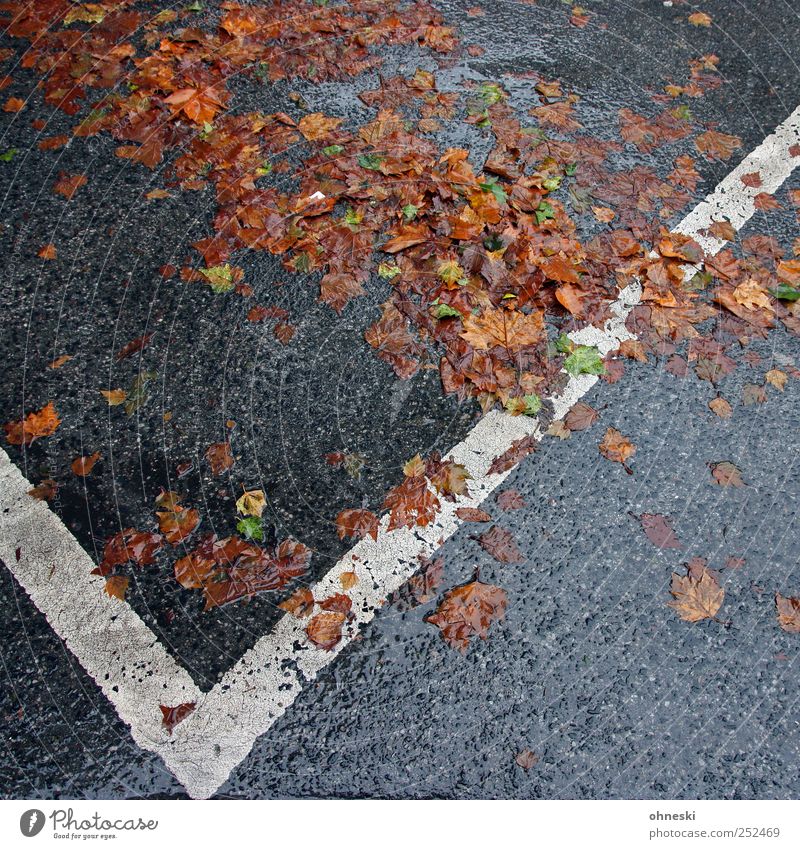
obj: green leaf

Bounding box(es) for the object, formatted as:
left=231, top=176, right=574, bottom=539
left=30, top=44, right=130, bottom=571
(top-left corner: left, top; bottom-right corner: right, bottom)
left=358, top=153, right=384, bottom=171
left=564, top=162, right=578, bottom=176
left=322, top=144, right=344, bottom=156
left=521, top=394, right=542, bottom=416
left=477, top=82, right=506, bottom=106
left=185, top=1, right=203, bottom=11
left=378, top=261, right=401, bottom=279
left=237, top=516, right=264, bottom=541
left=199, top=264, right=234, bottom=293
left=124, top=371, right=156, bottom=417
left=563, top=345, right=605, bottom=377
left=554, top=333, right=573, bottom=354
left=402, top=203, right=418, bottom=221
left=770, top=283, right=800, bottom=301
left=535, top=200, right=555, bottom=225
left=542, top=175, right=562, bottom=192
left=478, top=176, right=508, bottom=205
left=434, top=303, right=463, bottom=320
left=343, top=206, right=362, bottom=226
left=255, top=161, right=272, bottom=177
left=0, top=148, right=18, bottom=162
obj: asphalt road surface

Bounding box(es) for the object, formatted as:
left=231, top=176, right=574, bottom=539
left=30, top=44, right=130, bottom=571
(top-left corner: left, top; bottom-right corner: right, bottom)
left=2, top=0, right=800, bottom=799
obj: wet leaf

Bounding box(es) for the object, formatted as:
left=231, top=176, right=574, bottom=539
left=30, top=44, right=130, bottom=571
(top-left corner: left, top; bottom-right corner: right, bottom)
left=53, top=172, right=87, bottom=199
left=488, top=434, right=538, bottom=475
left=71, top=452, right=101, bottom=477
left=28, top=479, right=58, bottom=501
left=425, top=579, right=508, bottom=653
left=515, top=749, right=539, bottom=770
left=155, top=490, right=200, bottom=546
left=708, top=396, right=732, bottom=419
left=100, top=388, right=127, bottom=406
left=688, top=12, right=712, bottom=27
left=455, top=507, right=493, bottom=522
left=564, top=345, right=605, bottom=377
left=765, top=368, right=788, bottom=390
left=598, top=427, right=635, bottom=468
left=206, top=442, right=234, bottom=475
left=104, top=575, right=129, bottom=601
left=709, top=461, right=745, bottom=487
left=335, top=508, right=380, bottom=541
left=497, top=490, right=526, bottom=511
left=638, top=513, right=682, bottom=549
left=340, top=571, right=358, bottom=590
left=775, top=593, right=800, bottom=634
left=564, top=402, right=599, bottom=431
left=478, top=526, right=523, bottom=563
left=236, top=489, right=266, bottom=518
left=4, top=402, right=61, bottom=445
left=742, top=383, right=767, bottom=406
left=160, top=702, right=196, bottom=735
left=306, top=611, right=347, bottom=651
left=279, top=587, right=315, bottom=619
left=667, top=569, right=724, bottom=623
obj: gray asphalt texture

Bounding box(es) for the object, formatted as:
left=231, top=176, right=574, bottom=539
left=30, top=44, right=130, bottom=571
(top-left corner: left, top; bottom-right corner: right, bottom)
left=2, top=0, right=800, bottom=799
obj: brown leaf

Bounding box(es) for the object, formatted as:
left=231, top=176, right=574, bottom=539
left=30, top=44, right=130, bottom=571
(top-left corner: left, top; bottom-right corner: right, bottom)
left=53, top=172, right=87, bottom=199
left=160, top=702, right=196, bottom=735
left=28, top=479, right=58, bottom=501
left=667, top=570, right=724, bottom=623
left=638, top=513, right=682, bottom=549
left=155, top=490, right=201, bottom=546
left=205, top=442, right=234, bottom=475
left=478, top=526, right=523, bottom=563
left=455, top=507, right=493, bottom=522
left=709, top=461, right=745, bottom=487
left=688, top=11, right=712, bottom=26
left=100, top=388, right=127, bottom=406
left=742, top=383, right=767, bottom=406
left=116, top=333, right=152, bottom=361
left=96, top=529, right=164, bottom=575
left=279, top=587, right=315, bottom=619
left=564, top=402, right=599, bottom=431
left=775, top=593, right=800, bottom=634
left=598, top=427, right=635, bottom=468
left=487, top=434, right=538, bottom=475
left=298, top=112, right=343, bottom=141
left=695, top=129, right=742, bottom=161
left=765, top=369, right=788, bottom=391
left=104, top=575, right=129, bottom=601
left=339, top=571, right=358, bottom=590
left=425, top=579, right=508, bottom=653
left=708, top=395, right=733, bottom=419
left=461, top=308, right=545, bottom=352
left=497, top=490, right=526, bottom=511
left=515, top=749, right=539, bottom=770
left=306, top=611, right=347, bottom=650
left=48, top=355, right=72, bottom=369
left=71, top=452, right=101, bottom=477
left=335, top=508, right=380, bottom=541
left=38, top=243, right=57, bottom=260
left=391, top=556, right=445, bottom=610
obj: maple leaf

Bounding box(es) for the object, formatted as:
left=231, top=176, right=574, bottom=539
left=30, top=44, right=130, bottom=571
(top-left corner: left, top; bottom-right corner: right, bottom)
left=53, top=172, right=87, bottom=200
left=488, top=434, right=538, bottom=475
left=732, top=279, right=771, bottom=311
left=205, top=442, right=234, bottom=475
left=425, top=579, right=508, bottom=653
left=479, top=526, right=523, bottom=562
left=638, top=513, right=682, bottom=549
left=708, top=396, right=733, bottom=419
left=236, top=489, right=266, bottom=518
left=456, top=507, right=493, bottom=522
left=104, top=575, right=129, bottom=601
left=155, top=490, right=200, bottom=545
left=160, top=702, right=196, bottom=735
left=742, top=383, right=767, bottom=406
left=667, top=570, right=724, bottom=623
left=695, top=129, right=742, bottom=161
left=4, top=402, right=61, bottom=446
left=391, top=556, right=444, bottom=610
left=461, top=308, right=544, bottom=352
left=164, top=86, right=226, bottom=125
left=319, top=273, right=365, bottom=314
left=279, top=587, right=315, bottom=619
left=565, top=402, right=599, bottom=431
left=709, top=460, right=745, bottom=487
left=688, top=12, right=712, bottom=27
left=775, top=593, right=800, bottom=634
left=598, top=427, right=635, bottom=470
left=383, top=465, right=439, bottom=531
left=71, top=452, right=101, bottom=477
left=515, top=749, right=539, bottom=769
left=38, top=243, right=57, bottom=260
left=100, top=388, right=127, bottom=406
left=497, top=490, right=526, bottom=511
left=364, top=302, right=422, bottom=379
left=298, top=112, right=343, bottom=141
left=765, top=369, right=788, bottom=391
left=306, top=611, right=347, bottom=651
left=335, top=508, right=380, bottom=541
left=96, top=529, right=164, bottom=576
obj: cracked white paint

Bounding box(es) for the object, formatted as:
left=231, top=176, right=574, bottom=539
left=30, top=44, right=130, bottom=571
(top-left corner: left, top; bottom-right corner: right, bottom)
left=2, top=104, right=799, bottom=799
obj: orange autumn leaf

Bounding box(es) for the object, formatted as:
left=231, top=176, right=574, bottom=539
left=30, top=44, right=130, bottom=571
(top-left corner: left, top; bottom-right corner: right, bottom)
left=775, top=593, right=800, bottom=634
left=48, top=354, right=72, bottom=369
left=306, top=611, right=347, bottom=651
left=598, top=427, right=636, bottom=469
left=205, top=441, right=234, bottom=475
left=695, top=129, right=742, bottom=161
left=4, top=402, right=61, bottom=445
left=71, top=451, right=101, bottom=477
left=279, top=586, right=315, bottom=619
left=425, top=579, right=508, bottom=653
left=688, top=12, right=712, bottom=27
left=38, top=243, right=57, bottom=260
left=298, top=112, right=343, bottom=141
left=3, top=96, right=24, bottom=112
left=164, top=86, right=226, bottom=124
left=339, top=571, right=358, bottom=590
left=668, top=569, right=724, bottom=623
left=460, top=308, right=544, bottom=352
left=335, top=508, right=379, bottom=541
left=53, top=172, right=87, bottom=199
left=104, top=575, right=129, bottom=601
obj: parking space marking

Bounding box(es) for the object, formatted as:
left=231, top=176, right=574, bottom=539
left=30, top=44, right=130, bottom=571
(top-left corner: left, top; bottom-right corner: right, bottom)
left=2, top=104, right=800, bottom=799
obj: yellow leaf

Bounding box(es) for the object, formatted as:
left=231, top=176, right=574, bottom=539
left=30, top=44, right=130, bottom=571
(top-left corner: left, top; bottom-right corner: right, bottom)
left=236, top=489, right=266, bottom=518
left=100, top=388, right=128, bottom=406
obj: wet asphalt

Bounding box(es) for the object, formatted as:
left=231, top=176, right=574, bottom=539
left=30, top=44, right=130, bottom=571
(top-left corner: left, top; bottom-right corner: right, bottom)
left=2, top=0, right=800, bottom=799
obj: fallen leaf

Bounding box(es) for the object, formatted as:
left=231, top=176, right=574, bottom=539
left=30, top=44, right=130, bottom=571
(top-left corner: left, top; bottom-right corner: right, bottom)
left=4, top=402, right=61, bottom=445
left=339, top=571, right=358, bottom=590
left=279, top=587, right=315, bottom=618
left=236, top=489, right=266, bottom=518
left=708, top=396, right=733, bottom=418
left=71, top=452, right=101, bottom=477
left=598, top=427, right=635, bottom=469
left=667, top=569, right=724, bottom=623
left=160, top=702, right=196, bottom=735
left=709, top=461, right=745, bottom=487
left=100, top=388, right=128, bottom=406
left=455, top=507, right=493, bottom=522
left=28, top=479, right=58, bottom=501
left=775, top=593, right=800, bottom=634
left=206, top=442, right=234, bottom=475
left=515, top=749, right=539, bottom=769
left=478, top=526, right=523, bottom=563
left=695, top=129, right=742, bottom=161
left=638, top=513, right=682, bottom=549
left=104, top=575, right=129, bottom=601
left=765, top=368, right=788, bottom=391
left=48, top=354, right=71, bottom=369
left=688, top=12, right=712, bottom=27
left=564, top=402, right=599, bottom=431
left=425, top=579, right=508, bottom=653
left=38, top=243, right=57, bottom=260
left=306, top=611, right=347, bottom=650
left=497, top=490, right=526, bottom=511
left=742, top=383, right=767, bottom=406
left=335, top=508, right=380, bottom=541
left=53, top=172, right=87, bottom=199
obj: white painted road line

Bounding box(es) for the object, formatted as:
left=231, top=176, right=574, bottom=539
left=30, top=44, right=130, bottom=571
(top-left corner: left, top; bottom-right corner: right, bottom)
left=2, top=104, right=800, bottom=799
